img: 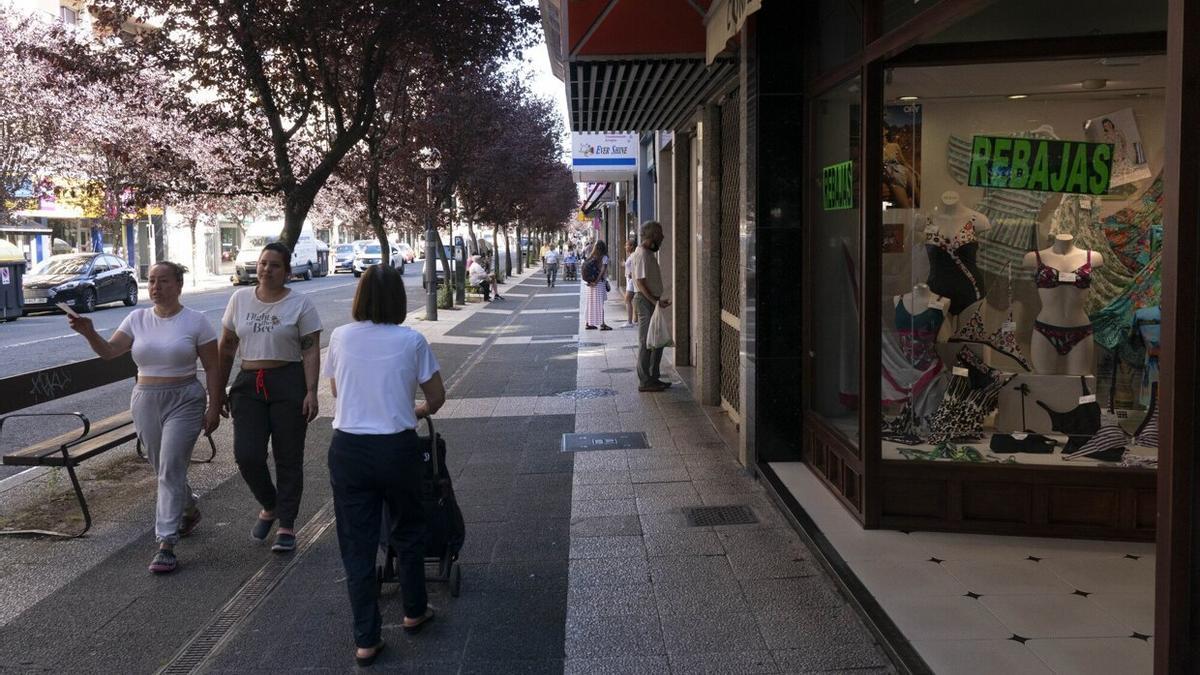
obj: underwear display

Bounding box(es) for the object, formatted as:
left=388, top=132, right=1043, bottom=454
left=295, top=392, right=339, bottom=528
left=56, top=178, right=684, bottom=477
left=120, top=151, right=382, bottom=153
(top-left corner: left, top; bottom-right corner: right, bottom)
left=1049, top=195, right=1133, bottom=314
left=950, top=266, right=1031, bottom=371
left=989, top=433, right=1057, bottom=454
left=1134, top=385, right=1159, bottom=448
left=1034, top=249, right=1093, bottom=289
left=1063, top=425, right=1128, bottom=462
left=927, top=348, right=1016, bottom=445
left=895, top=300, right=943, bottom=369
left=1035, top=376, right=1102, bottom=437
left=926, top=220, right=986, bottom=315
left=1033, top=320, right=1094, bottom=356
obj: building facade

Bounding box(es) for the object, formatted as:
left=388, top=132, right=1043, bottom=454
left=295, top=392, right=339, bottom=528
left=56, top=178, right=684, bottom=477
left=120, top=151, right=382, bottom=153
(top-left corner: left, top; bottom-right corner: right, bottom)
left=545, top=0, right=1198, bottom=671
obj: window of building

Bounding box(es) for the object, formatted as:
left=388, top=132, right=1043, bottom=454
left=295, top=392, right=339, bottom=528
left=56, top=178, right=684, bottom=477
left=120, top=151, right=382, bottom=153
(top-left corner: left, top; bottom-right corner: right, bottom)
left=58, top=5, right=78, bottom=25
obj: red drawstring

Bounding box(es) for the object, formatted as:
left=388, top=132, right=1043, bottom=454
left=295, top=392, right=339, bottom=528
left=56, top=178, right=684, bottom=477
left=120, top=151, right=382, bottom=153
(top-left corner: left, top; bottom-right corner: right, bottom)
left=254, top=368, right=269, bottom=400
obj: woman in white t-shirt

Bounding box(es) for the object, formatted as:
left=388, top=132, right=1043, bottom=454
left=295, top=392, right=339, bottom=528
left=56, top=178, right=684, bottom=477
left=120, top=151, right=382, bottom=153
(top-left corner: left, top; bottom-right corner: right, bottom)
left=68, top=262, right=222, bottom=574
left=218, top=242, right=322, bottom=553
left=322, top=264, right=445, bottom=666
left=623, top=239, right=637, bottom=326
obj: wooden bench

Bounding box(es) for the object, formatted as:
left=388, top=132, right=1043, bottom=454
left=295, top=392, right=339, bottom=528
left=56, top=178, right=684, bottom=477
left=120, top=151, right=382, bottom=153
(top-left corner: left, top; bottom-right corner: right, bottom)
left=465, top=282, right=486, bottom=302
left=0, top=354, right=215, bottom=538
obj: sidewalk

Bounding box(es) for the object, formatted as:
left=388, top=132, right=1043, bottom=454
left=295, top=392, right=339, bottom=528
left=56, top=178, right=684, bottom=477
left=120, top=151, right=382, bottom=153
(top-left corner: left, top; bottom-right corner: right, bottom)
left=0, top=264, right=893, bottom=673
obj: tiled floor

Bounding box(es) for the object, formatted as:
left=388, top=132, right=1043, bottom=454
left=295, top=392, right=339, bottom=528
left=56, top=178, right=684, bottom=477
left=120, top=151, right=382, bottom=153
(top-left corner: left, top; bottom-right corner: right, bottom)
left=769, top=461, right=1156, bottom=674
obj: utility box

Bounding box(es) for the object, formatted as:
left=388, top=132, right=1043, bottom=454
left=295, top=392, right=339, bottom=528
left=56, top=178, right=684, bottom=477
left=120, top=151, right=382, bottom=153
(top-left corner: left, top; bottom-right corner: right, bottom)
left=0, top=239, right=27, bottom=321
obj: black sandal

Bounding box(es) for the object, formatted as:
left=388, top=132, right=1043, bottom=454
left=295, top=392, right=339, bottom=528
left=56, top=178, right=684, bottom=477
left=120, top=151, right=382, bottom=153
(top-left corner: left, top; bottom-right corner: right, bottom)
left=402, top=608, right=436, bottom=634
left=600, top=324, right=613, bottom=331
left=355, top=641, right=385, bottom=667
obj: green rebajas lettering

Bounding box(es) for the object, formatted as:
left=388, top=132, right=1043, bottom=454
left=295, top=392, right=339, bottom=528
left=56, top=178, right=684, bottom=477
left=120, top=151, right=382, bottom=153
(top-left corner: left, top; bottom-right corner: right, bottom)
left=967, top=135, right=1113, bottom=196
left=822, top=160, right=854, bottom=211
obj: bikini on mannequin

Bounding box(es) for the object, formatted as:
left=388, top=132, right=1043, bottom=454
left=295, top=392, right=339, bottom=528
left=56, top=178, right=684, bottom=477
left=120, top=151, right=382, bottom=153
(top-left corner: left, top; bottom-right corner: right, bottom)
left=1021, top=234, right=1105, bottom=375
left=894, top=283, right=948, bottom=367
left=924, top=190, right=992, bottom=320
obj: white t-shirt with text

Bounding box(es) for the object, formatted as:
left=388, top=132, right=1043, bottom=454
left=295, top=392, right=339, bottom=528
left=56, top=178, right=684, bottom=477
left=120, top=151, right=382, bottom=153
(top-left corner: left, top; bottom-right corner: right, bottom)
left=221, top=287, right=322, bottom=362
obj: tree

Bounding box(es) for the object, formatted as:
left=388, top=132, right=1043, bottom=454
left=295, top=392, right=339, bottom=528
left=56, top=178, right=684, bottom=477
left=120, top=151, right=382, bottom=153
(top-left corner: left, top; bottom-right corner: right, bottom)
left=111, top=0, right=538, bottom=249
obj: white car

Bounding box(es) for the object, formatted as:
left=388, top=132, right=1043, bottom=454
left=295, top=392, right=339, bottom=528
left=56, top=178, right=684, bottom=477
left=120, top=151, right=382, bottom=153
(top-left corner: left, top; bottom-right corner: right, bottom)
left=353, top=243, right=404, bottom=276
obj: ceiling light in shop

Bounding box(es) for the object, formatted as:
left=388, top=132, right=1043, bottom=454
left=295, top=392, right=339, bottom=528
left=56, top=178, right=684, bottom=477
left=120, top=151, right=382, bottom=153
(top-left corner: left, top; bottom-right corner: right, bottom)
left=898, top=96, right=919, bottom=101
left=1007, top=94, right=1028, bottom=100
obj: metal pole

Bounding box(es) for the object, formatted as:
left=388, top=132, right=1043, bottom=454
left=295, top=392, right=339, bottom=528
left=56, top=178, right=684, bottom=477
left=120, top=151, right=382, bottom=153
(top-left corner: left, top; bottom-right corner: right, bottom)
left=424, top=174, right=438, bottom=320
left=455, top=239, right=466, bottom=305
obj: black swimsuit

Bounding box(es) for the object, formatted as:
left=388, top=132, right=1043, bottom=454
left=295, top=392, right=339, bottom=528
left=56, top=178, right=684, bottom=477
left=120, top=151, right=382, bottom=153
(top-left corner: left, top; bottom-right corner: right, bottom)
left=926, top=220, right=986, bottom=316
left=1036, top=376, right=1101, bottom=454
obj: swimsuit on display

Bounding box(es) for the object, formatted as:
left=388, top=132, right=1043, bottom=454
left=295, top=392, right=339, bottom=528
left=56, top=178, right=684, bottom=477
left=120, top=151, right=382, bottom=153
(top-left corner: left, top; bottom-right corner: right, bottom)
left=950, top=265, right=1031, bottom=371
left=1032, top=250, right=1094, bottom=356
left=882, top=300, right=949, bottom=443
left=895, top=301, right=943, bottom=369
left=1064, top=425, right=1128, bottom=462
left=1133, top=384, right=1159, bottom=448
left=926, top=348, right=1016, bottom=445
left=989, top=382, right=1057, bottom=454
left=926, top=220, right=986, bottom=315
left=1035, top=376, right=1101, bottom=436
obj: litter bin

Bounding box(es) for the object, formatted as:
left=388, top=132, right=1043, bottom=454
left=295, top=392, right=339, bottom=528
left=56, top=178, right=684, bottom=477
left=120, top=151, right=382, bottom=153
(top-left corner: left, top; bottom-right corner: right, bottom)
left=0, top=239, right=26, bottom=321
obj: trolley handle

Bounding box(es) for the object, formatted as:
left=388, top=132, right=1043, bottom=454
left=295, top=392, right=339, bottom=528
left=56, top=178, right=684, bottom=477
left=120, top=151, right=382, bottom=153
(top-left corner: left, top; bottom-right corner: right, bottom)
left=422, top=415, right=440, bottom=477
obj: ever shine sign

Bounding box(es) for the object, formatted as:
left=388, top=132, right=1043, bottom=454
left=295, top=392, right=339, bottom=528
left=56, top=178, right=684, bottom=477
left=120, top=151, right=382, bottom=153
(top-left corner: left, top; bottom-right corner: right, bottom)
left=968, top=136, right=1113, bottom=196
left=822, top=161, right=854, bottom=211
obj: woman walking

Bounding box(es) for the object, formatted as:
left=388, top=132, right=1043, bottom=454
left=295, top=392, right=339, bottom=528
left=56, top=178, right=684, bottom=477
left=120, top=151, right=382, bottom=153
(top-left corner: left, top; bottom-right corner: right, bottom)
left=68, top=262, right=221, bottom=573
left=323, top=264, right=445, bottom=666
left=584, top=240, right=611, bottom=330
left=623, top=239, right=637, bottom=327
left=218, top=242, right=322, bottom=552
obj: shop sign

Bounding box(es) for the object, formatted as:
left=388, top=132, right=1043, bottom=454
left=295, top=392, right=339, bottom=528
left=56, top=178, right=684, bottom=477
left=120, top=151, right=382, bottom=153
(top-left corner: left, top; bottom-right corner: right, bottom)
left=572, top=133, right=637, bottom=182
left=822, top=161, right=854, bottom=211
left=968, top=135, right=1113, bottom=196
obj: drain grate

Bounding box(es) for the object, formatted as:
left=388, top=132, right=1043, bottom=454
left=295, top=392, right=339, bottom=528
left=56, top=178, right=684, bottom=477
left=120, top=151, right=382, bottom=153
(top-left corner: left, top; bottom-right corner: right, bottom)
left=562, top=432, right=649, bottom=451
left=682, top=505, right=758, bottom=527
left=556, top=387, right=617, bottom=399
left=601, top=367, right=633, bottom=373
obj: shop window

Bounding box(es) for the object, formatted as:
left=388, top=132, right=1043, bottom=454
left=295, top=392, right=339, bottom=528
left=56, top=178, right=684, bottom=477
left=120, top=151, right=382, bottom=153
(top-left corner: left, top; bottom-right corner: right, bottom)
left=882, top=0, right=942, bottom=33
left=878, top=57, right=1164, bottom=470
left=809, top=76, right=862, bottom=446
left=923, top=0, right=1166, bottom=44
left=816, top=0, right=864, bottom=73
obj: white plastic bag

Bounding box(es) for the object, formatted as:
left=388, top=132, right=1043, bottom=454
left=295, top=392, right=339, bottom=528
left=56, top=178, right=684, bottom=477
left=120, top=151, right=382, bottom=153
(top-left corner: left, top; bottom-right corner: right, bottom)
left=647, top=304, right=673, bottom=349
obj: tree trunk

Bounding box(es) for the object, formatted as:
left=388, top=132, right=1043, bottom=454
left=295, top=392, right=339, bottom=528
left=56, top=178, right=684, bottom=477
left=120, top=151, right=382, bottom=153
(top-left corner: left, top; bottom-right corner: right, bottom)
left=282, top=188, right=318, bottom=251
left=467, top=220, right=479, bottom=256
left=365, top=140, right=389, bottom=265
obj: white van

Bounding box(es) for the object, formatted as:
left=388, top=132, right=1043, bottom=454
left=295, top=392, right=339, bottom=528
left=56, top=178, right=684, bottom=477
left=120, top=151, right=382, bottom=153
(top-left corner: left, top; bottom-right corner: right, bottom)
left=232, top=221, right=323, bottom=285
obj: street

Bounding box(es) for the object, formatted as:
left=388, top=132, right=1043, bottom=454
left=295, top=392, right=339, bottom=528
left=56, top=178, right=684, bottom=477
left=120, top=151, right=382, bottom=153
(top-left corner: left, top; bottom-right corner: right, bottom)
left=0, top=263, right=429, bottom=481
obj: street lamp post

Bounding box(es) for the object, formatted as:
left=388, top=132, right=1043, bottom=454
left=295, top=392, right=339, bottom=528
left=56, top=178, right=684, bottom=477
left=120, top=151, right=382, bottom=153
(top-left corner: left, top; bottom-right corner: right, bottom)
left=419, top=147, right=441, bottom=320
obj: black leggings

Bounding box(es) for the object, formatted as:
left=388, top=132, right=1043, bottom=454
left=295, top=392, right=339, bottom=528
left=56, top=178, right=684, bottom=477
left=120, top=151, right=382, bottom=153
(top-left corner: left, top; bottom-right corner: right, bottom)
left=230, top=362, right=308, bottom=529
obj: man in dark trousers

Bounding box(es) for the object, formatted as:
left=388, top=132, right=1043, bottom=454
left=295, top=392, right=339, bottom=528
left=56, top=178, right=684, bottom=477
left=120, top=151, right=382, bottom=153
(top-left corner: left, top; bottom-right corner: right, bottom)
left=630, top=221, right=671, bottom=392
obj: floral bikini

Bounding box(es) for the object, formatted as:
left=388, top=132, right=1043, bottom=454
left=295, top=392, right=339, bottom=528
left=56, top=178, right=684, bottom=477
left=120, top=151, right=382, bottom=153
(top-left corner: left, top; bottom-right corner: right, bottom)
left=1032, top=250, right=1094, bottom=356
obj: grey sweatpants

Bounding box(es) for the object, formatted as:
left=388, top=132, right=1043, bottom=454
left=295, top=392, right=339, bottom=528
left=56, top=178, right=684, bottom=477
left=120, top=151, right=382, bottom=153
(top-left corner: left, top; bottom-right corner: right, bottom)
left=130, top=380, right=206, bottom=544
left=635, top=294, right=664, bottom=387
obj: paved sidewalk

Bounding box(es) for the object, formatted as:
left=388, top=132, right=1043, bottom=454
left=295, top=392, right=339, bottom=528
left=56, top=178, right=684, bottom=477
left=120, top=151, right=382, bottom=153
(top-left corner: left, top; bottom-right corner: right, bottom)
left=0, top=265, right=893, bottom=674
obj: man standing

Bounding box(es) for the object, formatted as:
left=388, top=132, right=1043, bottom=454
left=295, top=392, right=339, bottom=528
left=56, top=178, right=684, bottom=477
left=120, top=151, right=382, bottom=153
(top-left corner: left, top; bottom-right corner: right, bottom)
left=631, top=221, right=670, bottom=392
left=543, top=247, right=560, bottom=287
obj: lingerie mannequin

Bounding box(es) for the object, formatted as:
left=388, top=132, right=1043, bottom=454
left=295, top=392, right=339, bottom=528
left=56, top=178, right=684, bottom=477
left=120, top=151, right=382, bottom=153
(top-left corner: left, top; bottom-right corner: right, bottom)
left=1022, top=234, right=1104, bottom=375
left=894, top=284, right=947, bottom=366
left=925, top=191, right=992, bottom=318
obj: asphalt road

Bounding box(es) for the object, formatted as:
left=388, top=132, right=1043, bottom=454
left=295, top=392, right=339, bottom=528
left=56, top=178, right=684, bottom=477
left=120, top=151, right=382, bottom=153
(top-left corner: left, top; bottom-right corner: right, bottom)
left=0, top=262, right=431, bottom=480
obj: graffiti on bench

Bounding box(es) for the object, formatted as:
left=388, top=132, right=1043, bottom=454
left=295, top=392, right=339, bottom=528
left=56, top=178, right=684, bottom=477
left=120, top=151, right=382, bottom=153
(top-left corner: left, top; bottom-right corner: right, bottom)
left=1, top=353, right=137, bottom=416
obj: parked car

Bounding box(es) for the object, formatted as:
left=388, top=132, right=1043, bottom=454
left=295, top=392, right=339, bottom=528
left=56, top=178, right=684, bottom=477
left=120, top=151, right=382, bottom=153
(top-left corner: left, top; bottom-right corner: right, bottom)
left=396, top=242, right=416, bottom=263
left=352, top=243, right=404, bottom=277
left=421, top=245, right=460, bottom=289
left=23, top=253, right=138, bottom=314
left=333, top=243, right=358, bottom=273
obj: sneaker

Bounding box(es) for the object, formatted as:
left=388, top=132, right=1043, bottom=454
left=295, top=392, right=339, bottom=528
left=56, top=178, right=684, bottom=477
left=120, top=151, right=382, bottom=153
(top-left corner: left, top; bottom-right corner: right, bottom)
left=638, top=383, right=668, bottom=393
left=149, top=549, right=177, bottom=574
left=250, top=515, right=275, bottom=541
left=179, top=508, right=202, bottom=538
left=271, top=532, right=297, bottom=552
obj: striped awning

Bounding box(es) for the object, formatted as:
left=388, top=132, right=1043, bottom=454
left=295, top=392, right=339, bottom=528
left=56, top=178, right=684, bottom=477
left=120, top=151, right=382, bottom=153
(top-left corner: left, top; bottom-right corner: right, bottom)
left=568, top=57, right=736, bottom=133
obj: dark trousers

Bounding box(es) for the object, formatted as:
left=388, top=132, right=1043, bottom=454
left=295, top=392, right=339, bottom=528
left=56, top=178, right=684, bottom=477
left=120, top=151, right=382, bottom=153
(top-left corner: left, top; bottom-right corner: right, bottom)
left=545, top=263, right=558, bottom=286
left=635, top=294, right=664, bottom=386
left=329, top=429, right=428, bottom=648
left=230, top=362, right=308, bottom=529
left=478, top=279, right=492, bottom=300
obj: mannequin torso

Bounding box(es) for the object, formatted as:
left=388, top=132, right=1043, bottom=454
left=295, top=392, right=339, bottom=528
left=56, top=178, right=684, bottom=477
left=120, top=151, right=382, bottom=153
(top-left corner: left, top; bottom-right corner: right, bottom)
left=1022, top=234, right=1104, bottom=374
left=925, top=191, right=992, bottom=316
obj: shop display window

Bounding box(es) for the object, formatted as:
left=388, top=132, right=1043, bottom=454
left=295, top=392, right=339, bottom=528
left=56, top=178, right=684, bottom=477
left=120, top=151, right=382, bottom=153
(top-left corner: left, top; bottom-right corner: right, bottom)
left=809, top=77, right=862, bottom=446
left=878, top=57, right=1163, bottom=470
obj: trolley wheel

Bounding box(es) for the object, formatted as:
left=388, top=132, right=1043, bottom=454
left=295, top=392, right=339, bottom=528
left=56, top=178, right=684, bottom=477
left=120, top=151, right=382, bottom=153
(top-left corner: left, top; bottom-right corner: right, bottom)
left=449, top=562, right=462, bottom=597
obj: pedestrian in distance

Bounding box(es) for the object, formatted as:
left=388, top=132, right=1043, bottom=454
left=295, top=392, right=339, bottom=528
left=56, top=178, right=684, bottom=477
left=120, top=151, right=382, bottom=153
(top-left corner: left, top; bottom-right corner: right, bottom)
left=623, top=239, right=637, bottom=327
left=217, top=242, right=322, bottom=553
left=582, top=240, right=612, bottom=330
left=324, top=263, right=445, bottom=667
left=68, top=261, right=222, bottom=573
left=631, top=221, right=672, bottom=392
left=544, top=246, right=560, bottom=287
left=563, top=246, right=578, bottom=280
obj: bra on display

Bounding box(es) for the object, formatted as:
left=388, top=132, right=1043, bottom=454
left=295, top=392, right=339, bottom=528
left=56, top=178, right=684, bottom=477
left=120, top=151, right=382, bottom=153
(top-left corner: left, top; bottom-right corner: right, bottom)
left=950, top=265, right=1032, bottom=371
left=1035, top=249, right=1093, bottom=289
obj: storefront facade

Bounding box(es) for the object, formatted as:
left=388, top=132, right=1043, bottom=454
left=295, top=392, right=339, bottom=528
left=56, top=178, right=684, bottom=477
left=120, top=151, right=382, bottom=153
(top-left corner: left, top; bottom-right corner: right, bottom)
left=547, top=0, right=1199, bottom=671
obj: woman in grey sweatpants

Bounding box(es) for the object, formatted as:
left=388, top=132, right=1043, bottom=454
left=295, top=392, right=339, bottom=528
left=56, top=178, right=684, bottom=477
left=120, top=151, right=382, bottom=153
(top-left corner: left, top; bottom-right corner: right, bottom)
left=70, top=262, right=223, bottom=574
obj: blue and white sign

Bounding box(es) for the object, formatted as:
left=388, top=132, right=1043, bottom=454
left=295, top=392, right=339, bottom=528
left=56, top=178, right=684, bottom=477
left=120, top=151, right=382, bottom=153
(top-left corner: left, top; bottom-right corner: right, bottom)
left=571, top=133, right=637, bottom=182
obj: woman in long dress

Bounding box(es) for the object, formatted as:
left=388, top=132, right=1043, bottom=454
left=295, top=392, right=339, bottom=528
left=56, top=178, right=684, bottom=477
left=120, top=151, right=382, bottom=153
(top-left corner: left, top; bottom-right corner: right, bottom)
left=584, top=240, right=611, bottom=330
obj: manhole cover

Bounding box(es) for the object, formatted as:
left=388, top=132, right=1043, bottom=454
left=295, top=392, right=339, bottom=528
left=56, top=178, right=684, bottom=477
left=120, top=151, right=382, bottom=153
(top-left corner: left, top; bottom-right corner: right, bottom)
left=555, top=387, right=618, bottom=399
left=682, top=505, right=758, bottom=527
left=601, top=367, right=632, bottom=373
left=562, top=432, right=649, bottom=452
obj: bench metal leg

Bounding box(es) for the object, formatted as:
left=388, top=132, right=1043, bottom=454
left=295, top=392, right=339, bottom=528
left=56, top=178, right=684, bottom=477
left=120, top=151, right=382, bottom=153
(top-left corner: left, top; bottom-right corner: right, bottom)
left=0, top=461, right=92, bottom=539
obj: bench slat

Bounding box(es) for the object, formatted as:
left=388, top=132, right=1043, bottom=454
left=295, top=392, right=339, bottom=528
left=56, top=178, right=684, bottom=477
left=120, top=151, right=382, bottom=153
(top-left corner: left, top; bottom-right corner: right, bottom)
left=3, top=412, right=135, bottom=465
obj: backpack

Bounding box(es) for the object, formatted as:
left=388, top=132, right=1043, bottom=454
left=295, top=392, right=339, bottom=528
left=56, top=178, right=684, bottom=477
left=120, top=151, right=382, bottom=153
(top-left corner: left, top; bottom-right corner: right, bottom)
left=581, top=258, right=601, bottom=283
